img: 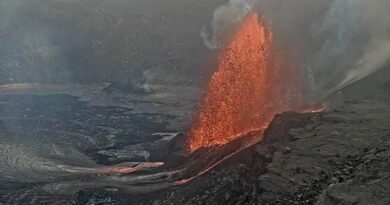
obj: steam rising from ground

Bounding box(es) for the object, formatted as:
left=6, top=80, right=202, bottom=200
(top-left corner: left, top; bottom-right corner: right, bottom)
left=203, top=0, right=390, bottom=98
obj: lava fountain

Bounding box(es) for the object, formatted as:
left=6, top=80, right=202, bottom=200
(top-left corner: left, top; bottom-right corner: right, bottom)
left=186, top=13, right=306, bottom=153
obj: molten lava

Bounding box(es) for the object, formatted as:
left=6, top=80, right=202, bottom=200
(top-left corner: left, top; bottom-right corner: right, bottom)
left=186, top=13, right=305, bottom=153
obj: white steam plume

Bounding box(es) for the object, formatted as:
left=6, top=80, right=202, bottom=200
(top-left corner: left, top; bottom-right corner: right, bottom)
left=315, top=0, right=390, bottom=95
left=201, top=0, right=254, bottom=50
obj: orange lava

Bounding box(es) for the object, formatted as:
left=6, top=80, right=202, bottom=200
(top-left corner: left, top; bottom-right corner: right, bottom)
left=186, top=13, right=306, bottom=153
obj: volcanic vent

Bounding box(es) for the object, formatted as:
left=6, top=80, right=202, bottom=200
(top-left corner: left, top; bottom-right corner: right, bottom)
left=185, top=13, right=305, bottom=153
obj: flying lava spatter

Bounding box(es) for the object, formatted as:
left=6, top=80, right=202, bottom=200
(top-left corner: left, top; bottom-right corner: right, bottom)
left=186, top=13, right=306, bottom=153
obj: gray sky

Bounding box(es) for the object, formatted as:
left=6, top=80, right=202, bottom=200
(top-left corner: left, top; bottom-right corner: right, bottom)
left=1, top=0, right=389, bottom=98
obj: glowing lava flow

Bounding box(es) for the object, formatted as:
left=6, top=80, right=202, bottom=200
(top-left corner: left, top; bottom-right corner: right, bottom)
left=186, top=13, right=304, bottom=153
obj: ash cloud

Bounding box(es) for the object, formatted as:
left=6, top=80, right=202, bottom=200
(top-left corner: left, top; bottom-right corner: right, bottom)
left=204, top=0, right=390, bottom=98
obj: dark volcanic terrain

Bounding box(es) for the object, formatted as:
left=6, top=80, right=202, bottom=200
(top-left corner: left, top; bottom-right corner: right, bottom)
left=0, top=85, right=197, bottom=204
left=132, top=69, right=390, bottom=205
left=0, top=69, right=390, bottom=205
left=132, top=68, right=390, bottom=205
left=140, top=100, right=390, bottom=205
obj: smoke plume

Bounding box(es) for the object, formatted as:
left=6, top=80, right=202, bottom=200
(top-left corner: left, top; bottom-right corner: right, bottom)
left=204, top=0, right=390, bottom=98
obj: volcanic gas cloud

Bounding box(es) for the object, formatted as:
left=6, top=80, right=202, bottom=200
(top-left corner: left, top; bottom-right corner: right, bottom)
left=186, top=13, right=305, bottom=153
